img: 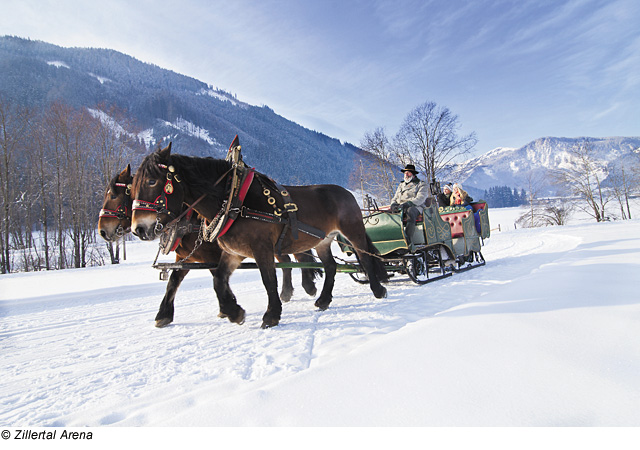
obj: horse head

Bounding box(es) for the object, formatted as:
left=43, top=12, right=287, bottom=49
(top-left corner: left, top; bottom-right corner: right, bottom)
left=98, top=164, right=133, bottom=242
left=130, top=143, right=187, bottom=241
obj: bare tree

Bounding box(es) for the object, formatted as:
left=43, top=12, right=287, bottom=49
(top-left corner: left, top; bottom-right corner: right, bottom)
left=26, top=114, right=55, bottom=270
left=393, top=101, right=477, bottom=183
left=607, top=163, right=635, bottom=220
left=0, top=96, right=31, bottom=273
left=521, top=172, right=544, bottom=228
left=91, top=103, right=138, bottom=186
left=357, top=127, right=399, bottom=202
left=552, top=139, right=609, bottom=222
left=517, top=199, right=574, bottom=228
left=43, top=102, right=104, bottom=268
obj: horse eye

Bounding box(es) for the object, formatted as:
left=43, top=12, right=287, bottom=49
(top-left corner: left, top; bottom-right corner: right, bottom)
left=148, top=179, right=158, bottom=187
left=110, top=194, right=118, bottom=200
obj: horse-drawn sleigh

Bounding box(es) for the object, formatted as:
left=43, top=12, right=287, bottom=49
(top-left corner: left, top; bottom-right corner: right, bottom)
left=98, top=137, right=490, bottom=328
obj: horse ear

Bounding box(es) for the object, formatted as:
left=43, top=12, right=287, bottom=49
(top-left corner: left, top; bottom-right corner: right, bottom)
left=158, top=142, right=172, bottom=160
left=119, top=165, right=131, bottom=180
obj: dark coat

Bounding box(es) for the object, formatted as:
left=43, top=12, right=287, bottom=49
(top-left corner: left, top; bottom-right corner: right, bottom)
left=437, top=192, right=451, bottom=207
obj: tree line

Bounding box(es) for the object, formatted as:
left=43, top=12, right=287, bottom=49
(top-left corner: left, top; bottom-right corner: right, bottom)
left=483, top=186, right=527, bottom=208
left=0, top=95, right=145, bottom=273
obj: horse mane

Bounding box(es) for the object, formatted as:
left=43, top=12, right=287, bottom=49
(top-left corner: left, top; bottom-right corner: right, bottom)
left=134, top=151, right=233, bottom=198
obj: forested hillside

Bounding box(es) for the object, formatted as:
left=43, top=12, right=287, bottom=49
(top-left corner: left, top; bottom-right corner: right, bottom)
left=0, top=36, right=372, bottom=185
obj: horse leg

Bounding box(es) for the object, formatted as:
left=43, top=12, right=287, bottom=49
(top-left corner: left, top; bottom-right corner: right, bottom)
left=213, top=253, right=246, bottom=325
left=155, top=268, right=189, bottom=328
left=294, top=252, right=319, bottom=297
left=276, top=254, right=294, bottom=302
left=253, top=248, right=282, bottom=328
left=248, top=241, right=282, bottom=328
left=314, top=239, right=337, bottom=311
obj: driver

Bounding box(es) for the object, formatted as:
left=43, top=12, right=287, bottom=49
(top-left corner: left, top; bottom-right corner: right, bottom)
left=389, top=164, right=428, bottom=245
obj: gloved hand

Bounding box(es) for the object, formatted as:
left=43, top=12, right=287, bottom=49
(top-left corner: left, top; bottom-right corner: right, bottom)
left=404, top=201, right=414, bottom=208
left=389, top=202, right=400, bottom=213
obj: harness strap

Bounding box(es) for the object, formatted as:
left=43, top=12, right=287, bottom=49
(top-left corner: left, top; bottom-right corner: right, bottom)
left=168, top=210, right=199, bottom=253
left=201, top=167, right=255, bottom=242
left=99, top=205, right=128, bottom=219
left=241, top=207, right=326, bottom=240
left=163, top=192, right=207, bottom=231
left=132, top=195, right=178, bottom=218
left=269, top=178, right=299, bottom=240
left=217, top=168, right=255, bottom=238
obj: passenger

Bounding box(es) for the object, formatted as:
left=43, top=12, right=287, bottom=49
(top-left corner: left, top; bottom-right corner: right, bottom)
left=437, top=183, right=453, bottom=208
left=389, top=164, right=428, bottom=245
left=450, top=183, right=473, bottom=208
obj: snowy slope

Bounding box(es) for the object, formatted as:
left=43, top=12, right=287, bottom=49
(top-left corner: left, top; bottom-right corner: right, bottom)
left=1, top=208, right=640, bottom=428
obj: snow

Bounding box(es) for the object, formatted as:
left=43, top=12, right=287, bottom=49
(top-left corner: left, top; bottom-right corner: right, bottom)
left=162, top=117, right=217, bottom=146
left=2, top=207, right=640, bottom=435
left=46, top=60, right=69, bottom=69
left=197, top=88, right=247, bottom=108
left=87, top=108, right=128, bottom=137
left=137, top=127, right=155, bottom=148
left=89, top=72, right=111, bottom=84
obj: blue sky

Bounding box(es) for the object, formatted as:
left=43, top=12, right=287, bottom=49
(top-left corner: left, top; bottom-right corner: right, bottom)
left=2, top=0, right=639, bottom=156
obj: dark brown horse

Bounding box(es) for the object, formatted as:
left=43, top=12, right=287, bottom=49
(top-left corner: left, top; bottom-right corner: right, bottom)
left=98, top=165, right=320, bottom=328
left=131, top=143, right=387, bottom=328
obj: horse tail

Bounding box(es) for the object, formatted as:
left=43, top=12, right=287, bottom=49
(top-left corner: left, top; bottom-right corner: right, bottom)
left=364, top=234, right=389, bottom=283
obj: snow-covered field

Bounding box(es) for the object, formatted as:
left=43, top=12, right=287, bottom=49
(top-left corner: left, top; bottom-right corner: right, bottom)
left=2, top=206, right=640, bottom=437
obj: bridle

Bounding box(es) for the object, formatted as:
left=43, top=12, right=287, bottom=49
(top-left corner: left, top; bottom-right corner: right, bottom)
left=132, top=163, right=189, bottom=235
left=99, top=182, right=132, bottom=237
left=132, top=162, right=233, bottom=236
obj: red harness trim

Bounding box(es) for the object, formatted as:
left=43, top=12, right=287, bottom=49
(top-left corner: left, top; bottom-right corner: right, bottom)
left=217, top=169, right=255, bottom=238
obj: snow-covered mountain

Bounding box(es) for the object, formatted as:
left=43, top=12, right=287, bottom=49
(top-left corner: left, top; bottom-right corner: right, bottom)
left=456, top=136, right=640, bottom=196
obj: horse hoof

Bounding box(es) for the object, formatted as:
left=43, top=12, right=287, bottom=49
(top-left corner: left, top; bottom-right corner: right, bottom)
left=261, top=311, right=281, bottom=329
left=217, top=312, right=228, bottom=319
left=373, top=286, right=387, bottom=299
left=280, top=291, right=292, bottom=303
left=155, top=318, right=172, bottom=328
left=304, top=286, right=317, bottom=297
left=229, top=308, right=245, bottom=325
left=261, top=318, right=280, bottom=329
left=314, top=299, right=331, bottom=311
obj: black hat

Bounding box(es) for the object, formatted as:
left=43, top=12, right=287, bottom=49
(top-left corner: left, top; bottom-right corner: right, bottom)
left=400, top=164, right=419, bottom=175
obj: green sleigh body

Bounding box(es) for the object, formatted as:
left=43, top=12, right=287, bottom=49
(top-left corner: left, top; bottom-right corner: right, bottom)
left=338, top=200, right=490, bottom=283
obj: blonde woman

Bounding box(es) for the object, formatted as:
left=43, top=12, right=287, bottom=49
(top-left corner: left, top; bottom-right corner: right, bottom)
left=450, top=183, right=473, bottom=208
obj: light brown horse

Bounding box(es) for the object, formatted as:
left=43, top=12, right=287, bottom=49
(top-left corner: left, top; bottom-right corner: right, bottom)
left=98, top=165, right=320, bottom=328
left=130, top=142, right=387, bottom=329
